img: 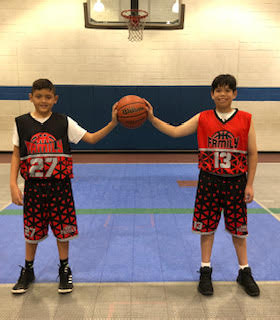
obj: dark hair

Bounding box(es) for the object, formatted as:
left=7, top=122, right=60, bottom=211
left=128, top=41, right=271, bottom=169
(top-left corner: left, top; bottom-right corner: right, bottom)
left=31, top=79, right=56, bottom=94
left=211, top=74, right=237, bottom=92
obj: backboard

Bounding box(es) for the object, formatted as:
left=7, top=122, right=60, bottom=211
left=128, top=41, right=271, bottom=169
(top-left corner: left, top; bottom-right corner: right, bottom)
left=84, top=0, right=185, bottom=29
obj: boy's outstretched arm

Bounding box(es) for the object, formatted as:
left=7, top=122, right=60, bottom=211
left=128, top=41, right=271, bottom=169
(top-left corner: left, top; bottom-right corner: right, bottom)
left=82, top=102, right=118, bottom=144
left=245, top=119, right=258, bottom=203
left=10, top=146, right=23, bottom=205
left=144, top=99, right=199, bottom=138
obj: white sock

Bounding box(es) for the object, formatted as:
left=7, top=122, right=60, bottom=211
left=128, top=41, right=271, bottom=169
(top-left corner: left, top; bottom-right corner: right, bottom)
left=201, top=262, right=211, bottom=268
left=239, top=264, right=249, bottom=270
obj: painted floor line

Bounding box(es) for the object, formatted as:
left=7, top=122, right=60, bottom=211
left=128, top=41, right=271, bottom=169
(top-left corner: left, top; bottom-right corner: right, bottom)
left=1, top=281, right=280, bottom=287
left=254, top=198, right=280, bottom=222
left=75, top=162, right=198, bottom=165
left=0, top=208, right=268, bottom=215
left=0, top=201, right=12, bottom=212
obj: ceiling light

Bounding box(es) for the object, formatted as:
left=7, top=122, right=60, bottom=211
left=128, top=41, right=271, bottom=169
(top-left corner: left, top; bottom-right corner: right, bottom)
left=172, top=0, right=179, bottom=14
left=93, top=0, right=104, bottom=12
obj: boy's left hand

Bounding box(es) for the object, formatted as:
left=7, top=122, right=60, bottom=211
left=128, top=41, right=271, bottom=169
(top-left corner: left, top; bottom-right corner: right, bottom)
left=244, top=185, right=254, bottom=203
left=142, top=99, right=154, bottom=121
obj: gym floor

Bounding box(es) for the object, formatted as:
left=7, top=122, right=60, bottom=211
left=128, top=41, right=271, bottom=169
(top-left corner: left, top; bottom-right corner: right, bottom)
left=0, top=152, right=280, bottom=320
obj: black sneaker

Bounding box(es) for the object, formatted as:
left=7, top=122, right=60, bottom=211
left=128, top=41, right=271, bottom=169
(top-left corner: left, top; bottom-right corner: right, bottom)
left=198, top=266, right=213, bottom=296
left=58, top=265, right=73, bottom=294
left=11, top=266, right=35, bottom=294
left=237, top=267, right=260, bottom=297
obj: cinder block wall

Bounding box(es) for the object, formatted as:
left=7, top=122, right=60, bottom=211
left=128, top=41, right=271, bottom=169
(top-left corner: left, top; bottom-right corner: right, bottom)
left=0, top=0, right=280, bottom=151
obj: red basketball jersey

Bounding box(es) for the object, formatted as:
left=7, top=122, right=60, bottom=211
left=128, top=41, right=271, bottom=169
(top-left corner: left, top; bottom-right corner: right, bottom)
left=197, top=109, right=251, bottom=176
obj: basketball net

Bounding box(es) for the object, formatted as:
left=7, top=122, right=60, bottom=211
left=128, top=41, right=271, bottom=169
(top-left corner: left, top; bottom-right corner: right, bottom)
left=121, top=10, right=148, bottom=42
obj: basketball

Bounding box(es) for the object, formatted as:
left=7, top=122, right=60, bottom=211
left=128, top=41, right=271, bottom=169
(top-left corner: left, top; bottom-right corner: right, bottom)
left=117, top=95, right=148, bottom=129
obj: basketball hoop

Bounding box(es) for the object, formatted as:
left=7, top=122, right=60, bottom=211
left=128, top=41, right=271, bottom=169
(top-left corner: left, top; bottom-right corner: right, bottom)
left=121, top=9, right=148, bottom=42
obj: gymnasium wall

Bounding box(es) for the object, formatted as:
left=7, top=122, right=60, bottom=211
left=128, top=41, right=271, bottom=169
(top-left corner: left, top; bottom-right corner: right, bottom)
left=0, top=0, right=280, bottom=151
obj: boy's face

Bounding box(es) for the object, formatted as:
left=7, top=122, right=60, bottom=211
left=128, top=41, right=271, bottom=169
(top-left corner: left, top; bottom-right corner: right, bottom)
left=211, top=85, right=237, bottom=111
left=29, top=89, right=58, bottom=117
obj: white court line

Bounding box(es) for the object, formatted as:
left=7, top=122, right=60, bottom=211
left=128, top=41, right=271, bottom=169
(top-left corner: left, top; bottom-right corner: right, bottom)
left=0, top=201, right=12, bottom=212
left=0, top=281, right=279, bottom=287
left=0, top=181, right=23, bottom=212
left=254, top=198, right=280, bottom=222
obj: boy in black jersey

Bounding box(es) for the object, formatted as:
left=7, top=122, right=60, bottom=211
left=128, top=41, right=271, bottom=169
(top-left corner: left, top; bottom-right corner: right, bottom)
left=10, top=79, right=118, bottom=294
left=144, top=74, right=260, bottom=297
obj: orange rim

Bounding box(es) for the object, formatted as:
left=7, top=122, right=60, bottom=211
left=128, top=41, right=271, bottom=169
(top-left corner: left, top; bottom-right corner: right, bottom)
left=121, top=9, right=149, bottom=21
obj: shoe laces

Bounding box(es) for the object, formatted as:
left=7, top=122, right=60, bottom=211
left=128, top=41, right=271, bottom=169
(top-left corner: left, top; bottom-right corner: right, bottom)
left=18, top=265, right=25, bottom=275
left=199, top=267, right=212, bottom=280
left=241, top=268, right=256, bottom=284
left=63, top=265, right=69, bottom=273
left=59, top=264, right=69, bottom=273
left=57, top=264, right=72, bottom=284
left=16, top=266, right=29, bottom=284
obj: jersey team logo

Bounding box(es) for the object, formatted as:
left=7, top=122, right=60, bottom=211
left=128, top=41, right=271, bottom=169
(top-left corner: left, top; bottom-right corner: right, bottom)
left=25, top=132, right=63, bottom=154
left=208, top=130, right=239, bottom=149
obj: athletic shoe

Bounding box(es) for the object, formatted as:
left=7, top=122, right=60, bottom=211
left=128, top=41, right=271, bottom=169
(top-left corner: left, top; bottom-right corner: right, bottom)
left=11, top=266, right=35, bottom=294
left=237, top=267, right=260, bottom=296
left=58, top=265, right=73, bottom=294
left=198, top=266, right=213, bottom=296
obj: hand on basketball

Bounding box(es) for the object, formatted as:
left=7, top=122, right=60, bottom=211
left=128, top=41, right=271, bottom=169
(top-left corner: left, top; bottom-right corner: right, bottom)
left=142, top=99, right=154, bottom=121
left=244, top=185, right=254, bottom=203
left=11, top=185, right=23, bottom=206
left=111, top=102, right=119, bottom=125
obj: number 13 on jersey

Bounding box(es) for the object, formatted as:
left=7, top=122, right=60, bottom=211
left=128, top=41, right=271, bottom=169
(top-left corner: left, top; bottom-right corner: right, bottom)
left=214, top=151, right=231, bottom=168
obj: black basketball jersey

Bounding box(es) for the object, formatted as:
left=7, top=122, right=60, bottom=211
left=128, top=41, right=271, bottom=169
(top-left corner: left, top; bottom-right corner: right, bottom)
left=16, top=113, right=73, bottom=180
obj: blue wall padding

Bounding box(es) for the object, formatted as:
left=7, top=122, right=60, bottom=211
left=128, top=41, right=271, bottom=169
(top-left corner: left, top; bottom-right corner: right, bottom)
left=237, top=87, right=280, bottom=101
left=53, top=85, right=214, bottom=150
left=1, top=85, right=280, bottom=150
left=0, top=86, right=31, bottom=100
left=2, top=85, right=280, bottom=101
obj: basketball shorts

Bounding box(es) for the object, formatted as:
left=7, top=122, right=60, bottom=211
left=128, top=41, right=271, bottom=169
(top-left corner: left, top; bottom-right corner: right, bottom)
left=23, top=178, right=78, bottom=243
left=192, top=170, right=248, bottom=237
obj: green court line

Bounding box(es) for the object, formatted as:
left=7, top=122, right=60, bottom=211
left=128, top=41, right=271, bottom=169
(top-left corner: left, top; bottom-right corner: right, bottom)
left=269, top=208, right=280, bottom=214
left=0, top=208, right=277, bottom=215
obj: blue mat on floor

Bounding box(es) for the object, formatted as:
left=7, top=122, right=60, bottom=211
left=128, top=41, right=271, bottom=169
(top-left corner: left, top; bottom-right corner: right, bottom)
left=1, top=164, right=279, bottom=283
left=6, top=164, right=262, bottom=210
left=1, top=213, right=280, bottom=283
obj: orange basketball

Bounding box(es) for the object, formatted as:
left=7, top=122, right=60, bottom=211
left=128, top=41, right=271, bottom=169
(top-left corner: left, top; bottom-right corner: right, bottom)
left=117, top=95, right=148, bottom=129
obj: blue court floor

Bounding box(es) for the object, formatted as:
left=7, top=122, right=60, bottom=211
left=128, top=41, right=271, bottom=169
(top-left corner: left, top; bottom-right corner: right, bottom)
left=1, top=164, right=280, bottom=284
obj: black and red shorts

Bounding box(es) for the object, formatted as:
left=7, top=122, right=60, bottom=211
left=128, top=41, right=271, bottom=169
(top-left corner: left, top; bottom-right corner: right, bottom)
left=192, top=170, right=248, bottom=237
left=23, top=178, right=78, bottom=243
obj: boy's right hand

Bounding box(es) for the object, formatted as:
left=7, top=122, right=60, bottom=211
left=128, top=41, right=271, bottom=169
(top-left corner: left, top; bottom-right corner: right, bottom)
left=143, top=99, right=154, bottom=121
left=11, top=185, right=23, bottom=206
left=111, top=102, right=119, bottom=125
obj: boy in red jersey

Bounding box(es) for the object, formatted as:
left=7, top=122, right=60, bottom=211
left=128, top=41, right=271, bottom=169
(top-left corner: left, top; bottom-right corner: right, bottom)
left=10, top=79, right=118, bottom=294
left=145, top=74, right=260, bottom=297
